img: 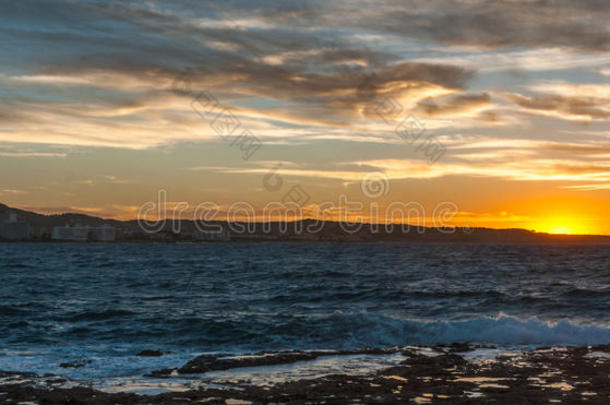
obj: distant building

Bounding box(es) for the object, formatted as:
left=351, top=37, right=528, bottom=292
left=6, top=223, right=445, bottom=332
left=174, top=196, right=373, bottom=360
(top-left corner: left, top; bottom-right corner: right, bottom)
left=52, top=225, right=116, bottom=241
left=89, top=225, right=116, bottom=241
left=52, top=225, right=89, bottom=241
left=0, top=211, right=30, bottom=240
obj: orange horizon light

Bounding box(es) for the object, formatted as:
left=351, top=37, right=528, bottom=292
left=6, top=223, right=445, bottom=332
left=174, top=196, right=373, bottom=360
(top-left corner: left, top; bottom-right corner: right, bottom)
left=534, top=216, right=591, bottom=236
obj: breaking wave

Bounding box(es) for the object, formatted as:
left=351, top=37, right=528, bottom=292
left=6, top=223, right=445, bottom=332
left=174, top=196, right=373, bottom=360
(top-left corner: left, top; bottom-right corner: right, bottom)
left=382, top=313, right=610, bottom=347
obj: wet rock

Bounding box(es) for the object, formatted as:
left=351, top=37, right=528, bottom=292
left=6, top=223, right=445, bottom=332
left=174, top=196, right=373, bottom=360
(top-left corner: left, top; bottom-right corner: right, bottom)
left=145, top=368, right=177, bottom=378
left=136, top=349, right=164, bottom=357
left=177, top=348, right=393, bottom=374
left=3, top=345, right=610, bottom=404
left=448, top=342, right=472, bottom=352
left=59, top=360, right=91, bottom=368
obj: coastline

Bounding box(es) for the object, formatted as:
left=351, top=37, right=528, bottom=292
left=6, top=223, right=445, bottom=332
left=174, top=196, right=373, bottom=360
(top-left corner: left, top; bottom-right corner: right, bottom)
left=3, top=202, right=610, bottom=244
left=3, top=238, right=610, bottom=245
left=2, top=344, right=609, bottom=404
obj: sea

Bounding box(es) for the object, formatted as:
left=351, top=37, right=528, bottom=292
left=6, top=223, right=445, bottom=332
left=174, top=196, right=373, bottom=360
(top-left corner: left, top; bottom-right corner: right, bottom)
left=1, top=242, right=609, bottom=393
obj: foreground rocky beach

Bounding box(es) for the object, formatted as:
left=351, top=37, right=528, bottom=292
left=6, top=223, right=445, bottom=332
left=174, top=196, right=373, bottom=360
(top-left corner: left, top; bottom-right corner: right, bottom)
left=1, top=344, right=609, bottom=404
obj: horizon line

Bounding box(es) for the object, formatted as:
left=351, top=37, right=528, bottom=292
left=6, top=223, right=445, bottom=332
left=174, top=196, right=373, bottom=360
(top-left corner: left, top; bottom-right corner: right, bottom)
left=4, top=202, right=609, bottom=238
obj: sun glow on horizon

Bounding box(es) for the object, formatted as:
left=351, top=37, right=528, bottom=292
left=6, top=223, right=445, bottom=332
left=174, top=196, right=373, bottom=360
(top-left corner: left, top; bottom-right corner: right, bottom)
left=534, top=216, right=591, bottom=235
left=547, top=225, right=574, bottom=235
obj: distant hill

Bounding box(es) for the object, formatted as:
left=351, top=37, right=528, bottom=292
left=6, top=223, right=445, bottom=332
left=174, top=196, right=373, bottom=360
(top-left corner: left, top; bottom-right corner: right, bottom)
left=0, top=202, right=122, bottom=229
left=1, top=202, right=609, bottom=243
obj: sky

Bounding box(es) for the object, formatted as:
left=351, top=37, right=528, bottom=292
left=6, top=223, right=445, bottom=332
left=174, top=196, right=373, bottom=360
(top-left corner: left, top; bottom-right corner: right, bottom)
left=0, top=0, right=609, bottom=235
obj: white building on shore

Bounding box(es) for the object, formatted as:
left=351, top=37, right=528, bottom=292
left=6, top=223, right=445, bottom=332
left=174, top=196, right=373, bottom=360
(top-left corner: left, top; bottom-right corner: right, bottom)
left=52, top=225, right=116, bottom=241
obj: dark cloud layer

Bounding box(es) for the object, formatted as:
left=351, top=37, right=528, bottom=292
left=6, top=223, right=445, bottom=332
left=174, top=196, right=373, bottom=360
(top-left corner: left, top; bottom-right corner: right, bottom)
left=4, top=0, right=607, bottom=75
left=0, top=0, right=606, bottom=143
left=368, top=0, right=609, bottom=52
left=0, top=0, right=484, bottom=125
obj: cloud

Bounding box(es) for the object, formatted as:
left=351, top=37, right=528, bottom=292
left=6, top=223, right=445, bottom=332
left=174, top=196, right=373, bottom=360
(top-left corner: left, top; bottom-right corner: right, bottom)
left=5, top=0, right=605, bottom=153
left=0, top=152, right=67, bottom=158
left=411, top=49, right=610, bottom=73
left=0, top=189, right=28, bottom=195
left=318, top=0, right=610, bottom=52
left=416, top=93, right=492, bottom=117
left=0, top=58, right=475, bottom=148
left=360, top=158, right=610, bottom=185
left=542, top=142, right=610, bottom=155
left=505, top=93, right=610, bottom=121
left=191, top=153, right=610, bottom=185
left=1, top=0, right=475, bottom=138
left=1, top=0, right=609, bottom=197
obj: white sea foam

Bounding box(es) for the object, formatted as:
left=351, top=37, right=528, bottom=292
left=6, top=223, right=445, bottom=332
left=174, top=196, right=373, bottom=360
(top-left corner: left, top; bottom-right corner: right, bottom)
left=339, top=313, right=610, bottom=347
left=398, top=314, right=610, bottom=346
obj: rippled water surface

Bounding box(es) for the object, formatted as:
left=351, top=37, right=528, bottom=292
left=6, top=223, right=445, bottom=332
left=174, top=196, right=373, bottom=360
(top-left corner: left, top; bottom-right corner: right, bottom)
left=1, top=242, right=609, bottom=383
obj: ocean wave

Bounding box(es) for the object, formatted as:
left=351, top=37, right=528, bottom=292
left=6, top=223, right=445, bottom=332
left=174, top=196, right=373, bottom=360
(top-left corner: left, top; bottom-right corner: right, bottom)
left=248, top=312, right=610, bottom=349
left=386, top=314, right=610, bottom=347
left=172, top=313, right=610, bottom=350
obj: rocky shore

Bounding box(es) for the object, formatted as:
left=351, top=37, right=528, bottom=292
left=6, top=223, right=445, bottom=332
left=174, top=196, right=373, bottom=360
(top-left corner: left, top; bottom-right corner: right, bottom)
left=1, top=344, right=609, bottom=404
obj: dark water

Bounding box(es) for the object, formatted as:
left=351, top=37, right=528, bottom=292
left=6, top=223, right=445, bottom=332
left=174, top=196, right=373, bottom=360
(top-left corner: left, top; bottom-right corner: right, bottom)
left=1, top=242, right=609, bottom=382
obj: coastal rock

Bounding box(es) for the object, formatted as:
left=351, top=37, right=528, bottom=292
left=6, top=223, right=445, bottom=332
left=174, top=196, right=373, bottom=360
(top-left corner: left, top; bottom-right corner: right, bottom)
left=3, top=345, right=610, bottom=403
left=177, top=348, right=394, bottom=374
left=136, top=350, right=164, bottom=357
left=59, top=360, right=91, bottom=368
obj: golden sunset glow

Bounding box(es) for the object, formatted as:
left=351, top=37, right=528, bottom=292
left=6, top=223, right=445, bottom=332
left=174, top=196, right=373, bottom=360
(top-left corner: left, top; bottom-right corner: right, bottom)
left=547, top=225, right=574, bottom=235
left=533, top=217, right=592, bottom=236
